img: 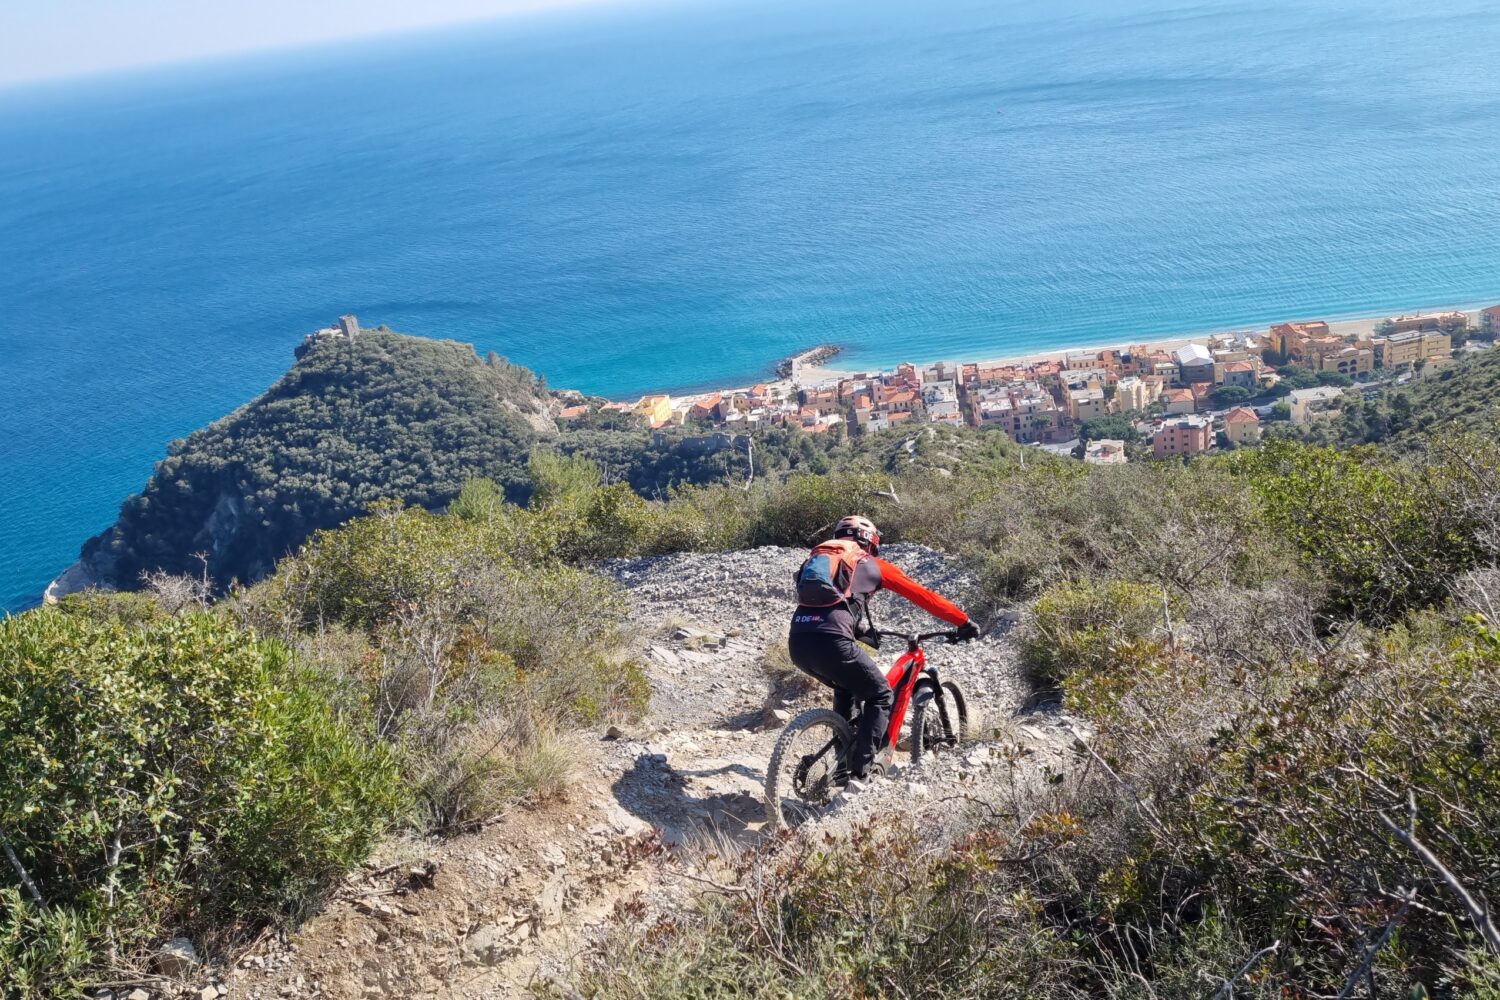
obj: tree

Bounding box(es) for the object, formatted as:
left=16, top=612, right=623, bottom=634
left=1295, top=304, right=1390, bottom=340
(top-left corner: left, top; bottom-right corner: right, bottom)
left=1277, top=365, right=1320, bottom=391
left=1078, top=414, right=1141, bottom=444
left=1316, top=371, right=1353, bottom=387
left=1210, top=385, right=1252, bottom=408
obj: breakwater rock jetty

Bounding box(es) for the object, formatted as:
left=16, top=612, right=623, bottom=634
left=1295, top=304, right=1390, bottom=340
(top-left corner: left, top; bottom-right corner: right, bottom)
left=776, top=344, right=841, bottom=380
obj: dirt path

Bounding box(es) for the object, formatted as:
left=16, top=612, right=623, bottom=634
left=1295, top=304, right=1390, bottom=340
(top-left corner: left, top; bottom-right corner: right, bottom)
left=227, top=546, right=1080, bottom=1000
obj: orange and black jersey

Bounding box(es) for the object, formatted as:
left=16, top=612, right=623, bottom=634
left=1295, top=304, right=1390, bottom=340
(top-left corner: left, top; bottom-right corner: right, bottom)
left=789, top=556, right=969, bottom=639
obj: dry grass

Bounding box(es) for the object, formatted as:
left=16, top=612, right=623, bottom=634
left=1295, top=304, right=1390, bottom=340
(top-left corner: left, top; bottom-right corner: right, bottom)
left=758, top=640, right=817, bottom=704
left=407, top=708, right=577, bottom=830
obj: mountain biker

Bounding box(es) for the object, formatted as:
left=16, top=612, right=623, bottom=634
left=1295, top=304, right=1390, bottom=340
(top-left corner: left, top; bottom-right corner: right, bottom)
left=788, top=515, right=980, bottom=782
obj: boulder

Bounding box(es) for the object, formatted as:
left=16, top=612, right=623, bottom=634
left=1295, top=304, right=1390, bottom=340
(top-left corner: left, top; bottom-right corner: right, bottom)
left=538, top=871, right=568, bottom=927
left=154, top=937, right=198, bottom=977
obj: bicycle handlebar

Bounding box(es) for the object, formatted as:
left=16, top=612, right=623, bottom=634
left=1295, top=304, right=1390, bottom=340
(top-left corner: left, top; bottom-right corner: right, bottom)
left=870, top=628, right=966, bottom=646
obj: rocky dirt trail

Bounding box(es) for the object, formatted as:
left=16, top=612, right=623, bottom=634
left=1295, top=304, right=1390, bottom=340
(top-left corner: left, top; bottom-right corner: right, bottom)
left=209, top=546, right=1083, bottom=1000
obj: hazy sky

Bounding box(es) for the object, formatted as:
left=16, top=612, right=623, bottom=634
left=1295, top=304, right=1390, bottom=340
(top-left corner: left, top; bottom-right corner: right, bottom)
left=0, top=0, right=643, bottom=89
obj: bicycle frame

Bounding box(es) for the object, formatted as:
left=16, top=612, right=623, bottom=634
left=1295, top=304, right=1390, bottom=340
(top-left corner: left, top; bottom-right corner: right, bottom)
left=878, top=630, right=952, bottom=750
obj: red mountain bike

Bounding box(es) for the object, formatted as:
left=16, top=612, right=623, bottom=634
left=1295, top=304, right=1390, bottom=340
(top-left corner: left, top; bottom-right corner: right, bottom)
left=764, top=629, right=970, bottom=829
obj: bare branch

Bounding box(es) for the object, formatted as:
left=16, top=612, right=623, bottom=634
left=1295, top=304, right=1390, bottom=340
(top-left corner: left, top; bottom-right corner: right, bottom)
left=1334, top=894, right=1411, bottom=1000
left=0, top=830, right=45, bottom=907
left=1209, top=939, right=1279, bottom=999
left=1379, top=802, right=1500, bottom=956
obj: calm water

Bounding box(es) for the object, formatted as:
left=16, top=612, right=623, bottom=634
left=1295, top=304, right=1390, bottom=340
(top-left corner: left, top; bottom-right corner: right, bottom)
left=3, top=0, right=1500, bottom=609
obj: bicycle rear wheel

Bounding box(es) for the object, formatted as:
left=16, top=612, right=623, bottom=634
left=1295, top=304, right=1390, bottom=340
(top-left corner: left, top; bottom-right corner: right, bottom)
left=910, top=680, right=969, bottom=765
left=765, top=708, right=854, bottom=830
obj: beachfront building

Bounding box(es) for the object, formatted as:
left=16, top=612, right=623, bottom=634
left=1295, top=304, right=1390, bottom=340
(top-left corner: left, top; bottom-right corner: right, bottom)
left=1378, top=330, right=1450, bottom=368
left=1378, top=312, right=1468, bottom=336
left=921, top=361, right=961, bottom=385
left=1319, top=345, right=1374, bottom=377
left=1084, top=438, right=1128, bottom=465
left=1269, top=321, right=1333, bottom=362
left=633, top=394, right=674, bottom=429
left=1153, top=416, right=1214, bottom=460
left=1482, top=305, right=1500, bottom=339
left=1223, top=407, right=1261, bottom=446
left=688, top=394, right=722, bottom=423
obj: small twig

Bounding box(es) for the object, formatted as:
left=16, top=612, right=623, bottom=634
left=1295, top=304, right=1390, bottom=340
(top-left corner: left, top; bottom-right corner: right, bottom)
left=1067, top=727, right=1170, bottom=839
left=665, top=869, right=749, bottom=896
left=1209, top=939, right=1280, bottom=999
left=1335, top=894, right=1412, bottom=999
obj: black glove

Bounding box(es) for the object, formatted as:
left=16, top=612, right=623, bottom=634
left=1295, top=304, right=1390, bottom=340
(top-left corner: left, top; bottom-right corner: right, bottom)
left=858, top=628, right=882, bottom=650
left=955, top=620, right=981, bottom=642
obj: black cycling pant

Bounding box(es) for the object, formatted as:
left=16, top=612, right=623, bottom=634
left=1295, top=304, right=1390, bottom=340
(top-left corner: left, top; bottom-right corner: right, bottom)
left=787, top=632, right=892, bottom=778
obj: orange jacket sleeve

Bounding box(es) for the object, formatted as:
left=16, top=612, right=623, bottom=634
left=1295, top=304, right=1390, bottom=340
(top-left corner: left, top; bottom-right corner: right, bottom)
left=874, top=557, right=969, bottom=626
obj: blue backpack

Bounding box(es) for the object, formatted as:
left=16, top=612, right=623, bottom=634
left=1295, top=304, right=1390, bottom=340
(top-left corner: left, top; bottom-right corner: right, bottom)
left=795, top=538, right=867, bottom=607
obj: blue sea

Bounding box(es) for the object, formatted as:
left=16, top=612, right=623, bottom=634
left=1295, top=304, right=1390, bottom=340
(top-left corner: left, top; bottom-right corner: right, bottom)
left=3, top=0, right=1500, bottom=610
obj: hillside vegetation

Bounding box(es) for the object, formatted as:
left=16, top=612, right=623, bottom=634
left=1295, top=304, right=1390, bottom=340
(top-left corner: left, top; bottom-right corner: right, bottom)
left=1316, top=345, right=1500, bottom=448
left=10, top=339, right=1500, bottom=997
left=73, top=330, right=551, bottom=592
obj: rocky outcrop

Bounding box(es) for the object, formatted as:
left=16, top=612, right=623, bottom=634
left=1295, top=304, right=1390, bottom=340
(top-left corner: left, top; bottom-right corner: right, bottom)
left=42, top=557, right=101, bottom=603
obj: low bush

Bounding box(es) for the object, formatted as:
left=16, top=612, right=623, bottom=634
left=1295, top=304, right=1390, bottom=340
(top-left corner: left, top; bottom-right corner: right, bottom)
left=1238, top=437, right=1500, bottom=625
left=0, top=610, right=403, bottom=997
left=572, top=822, right=1078, bottom=1000
left=1019, top=578, right=1173, bottom=689
left=956, top=460, right=1301, bottom=603
left=236, top=497, right=649, bottom=831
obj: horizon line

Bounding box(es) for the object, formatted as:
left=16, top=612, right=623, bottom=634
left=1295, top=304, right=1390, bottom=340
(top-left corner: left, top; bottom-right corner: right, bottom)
left=0, top=0, right=668, bottom=96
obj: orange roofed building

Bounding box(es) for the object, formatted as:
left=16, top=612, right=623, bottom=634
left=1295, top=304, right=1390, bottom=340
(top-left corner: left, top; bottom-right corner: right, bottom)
left=1163, top=388, right=1196, bottom=415
left=1223, top=406, right=1261, bottom=446
left=689, top=394, right=722, bottom=422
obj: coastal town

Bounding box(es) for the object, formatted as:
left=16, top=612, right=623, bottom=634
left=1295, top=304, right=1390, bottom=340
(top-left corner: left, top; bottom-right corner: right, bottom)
left=575, top=305, right=1499, bottom=461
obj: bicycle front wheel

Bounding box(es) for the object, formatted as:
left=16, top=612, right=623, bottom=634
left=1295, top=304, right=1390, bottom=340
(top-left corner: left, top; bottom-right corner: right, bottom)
left=764, top=708, right=853, bottom=830
left=910, top=680, right=969, bottom=765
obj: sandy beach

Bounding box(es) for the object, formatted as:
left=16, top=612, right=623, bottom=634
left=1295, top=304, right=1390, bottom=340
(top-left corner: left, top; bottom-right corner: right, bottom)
left=791, top=305, right=1486, bottom=387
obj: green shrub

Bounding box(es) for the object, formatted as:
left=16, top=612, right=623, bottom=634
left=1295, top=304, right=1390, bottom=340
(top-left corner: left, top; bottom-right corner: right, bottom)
left=0, top=889, right=96, bottom=1000
left=0, top=610, right=403, bottom=994
left=1183, top=617, right=1500, bottom=976
left=1058, top=608, right=1500, bottom=992
left=746, top=472, right=889, bottom=548
left=238, top=498, right=649, bottom=832
left=1238, top=438, right=1497, bottom=624
left=957, top=460, right=1299, bottom=604
left=1020, top=579, right=1173, bottom=689
left=53, top=589, right=166, bottom=627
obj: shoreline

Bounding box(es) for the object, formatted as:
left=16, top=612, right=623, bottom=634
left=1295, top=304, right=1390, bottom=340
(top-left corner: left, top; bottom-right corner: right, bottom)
left=595, top=298, right=1494, bottom=403
left=790, top=301, right=1490, bottom=387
